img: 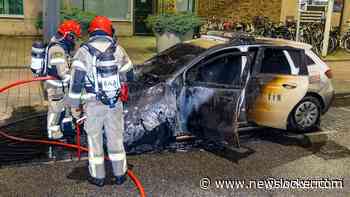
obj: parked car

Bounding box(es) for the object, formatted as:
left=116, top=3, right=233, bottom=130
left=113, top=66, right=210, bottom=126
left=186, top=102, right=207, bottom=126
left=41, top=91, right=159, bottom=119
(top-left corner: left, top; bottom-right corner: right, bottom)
left=123, top=35, right=334, bottom=153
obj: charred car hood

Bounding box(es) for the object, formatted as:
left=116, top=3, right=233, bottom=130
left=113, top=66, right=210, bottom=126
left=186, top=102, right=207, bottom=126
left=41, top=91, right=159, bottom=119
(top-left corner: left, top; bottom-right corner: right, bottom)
left=123, top=81, right=178, bottom=154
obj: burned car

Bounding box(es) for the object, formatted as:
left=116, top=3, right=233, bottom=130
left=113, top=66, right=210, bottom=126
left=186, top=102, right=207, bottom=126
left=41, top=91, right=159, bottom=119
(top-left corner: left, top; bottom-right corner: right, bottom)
left=123, top=35, right=334, bottom=153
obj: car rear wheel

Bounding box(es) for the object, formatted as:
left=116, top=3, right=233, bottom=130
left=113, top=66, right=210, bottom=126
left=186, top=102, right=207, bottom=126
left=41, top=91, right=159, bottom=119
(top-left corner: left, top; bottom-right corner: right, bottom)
left=288, top=96, right=321, bottom=133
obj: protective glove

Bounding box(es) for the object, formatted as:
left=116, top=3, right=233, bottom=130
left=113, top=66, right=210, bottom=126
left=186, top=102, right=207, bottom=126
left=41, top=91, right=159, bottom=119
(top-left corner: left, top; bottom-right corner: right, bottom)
left=120, top=83, right=129, bottom=102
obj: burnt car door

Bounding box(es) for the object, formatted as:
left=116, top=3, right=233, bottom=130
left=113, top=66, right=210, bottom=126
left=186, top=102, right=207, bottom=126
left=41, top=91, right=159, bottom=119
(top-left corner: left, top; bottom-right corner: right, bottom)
left=247, top=47, right=309, bottom=130
left=178, top=49, right=248, bottom=144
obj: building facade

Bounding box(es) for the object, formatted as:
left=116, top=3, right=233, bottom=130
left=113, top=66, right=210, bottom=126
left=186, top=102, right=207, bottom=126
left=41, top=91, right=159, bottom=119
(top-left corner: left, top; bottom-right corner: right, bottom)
left=197, top=0, right=284, bottom=23
left=0, top=0, right=349, bottom=36
left=196, top=0, right=350, bottom=33
left=0, top=0, right=41, bottom=35
left=0, top=0, right=195, bottom=36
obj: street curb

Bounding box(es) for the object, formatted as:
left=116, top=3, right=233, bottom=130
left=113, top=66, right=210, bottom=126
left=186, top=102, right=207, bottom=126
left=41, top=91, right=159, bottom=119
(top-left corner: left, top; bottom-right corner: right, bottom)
left=335, top=93, right=350, bottom=98
left=324, top=59, right=350, bottom=62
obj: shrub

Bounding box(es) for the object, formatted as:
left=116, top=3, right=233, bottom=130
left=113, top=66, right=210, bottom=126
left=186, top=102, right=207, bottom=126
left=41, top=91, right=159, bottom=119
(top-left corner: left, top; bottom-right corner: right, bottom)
left=34, top=8, right=96, bottom=34
left=35, top=12, right=43, bottom=30
left=60, top=7, right=96, bottom=33
left=146, top=12, right=203, bottom=35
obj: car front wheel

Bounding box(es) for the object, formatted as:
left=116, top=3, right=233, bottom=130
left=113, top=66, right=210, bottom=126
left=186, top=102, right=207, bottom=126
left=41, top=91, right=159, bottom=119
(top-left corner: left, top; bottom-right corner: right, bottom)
left=288, top=96, right=321, bottom=133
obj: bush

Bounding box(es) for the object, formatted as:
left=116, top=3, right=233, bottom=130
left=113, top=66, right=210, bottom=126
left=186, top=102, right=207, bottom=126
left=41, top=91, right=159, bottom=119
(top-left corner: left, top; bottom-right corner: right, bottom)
left=146, top=12, right=203, bottom=35
left=34, top=8, right=96, bottom=33
left=35, top=12, right=43, bottom=30
left=60, top=7, right=96, bottom=33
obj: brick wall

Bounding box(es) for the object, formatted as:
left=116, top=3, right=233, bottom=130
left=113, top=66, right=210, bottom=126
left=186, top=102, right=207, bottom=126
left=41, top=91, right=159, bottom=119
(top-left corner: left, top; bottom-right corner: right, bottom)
left=197, top=0, right=282, bottom=23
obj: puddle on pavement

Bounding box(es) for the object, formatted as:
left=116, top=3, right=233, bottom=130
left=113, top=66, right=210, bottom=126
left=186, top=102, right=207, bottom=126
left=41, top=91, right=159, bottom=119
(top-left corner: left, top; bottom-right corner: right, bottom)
left=0, top=115, right=80, bottom=167
left=0, top=114, right=203, bottom=167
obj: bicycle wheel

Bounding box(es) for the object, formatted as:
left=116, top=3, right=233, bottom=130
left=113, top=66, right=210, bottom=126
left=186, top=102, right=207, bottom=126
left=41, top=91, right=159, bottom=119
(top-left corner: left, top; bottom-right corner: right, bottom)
left=344, top=36, right=350, bottom=53
left=330, top=37, right=338, bottom=54
left=321, top=37, right=337, bottom=54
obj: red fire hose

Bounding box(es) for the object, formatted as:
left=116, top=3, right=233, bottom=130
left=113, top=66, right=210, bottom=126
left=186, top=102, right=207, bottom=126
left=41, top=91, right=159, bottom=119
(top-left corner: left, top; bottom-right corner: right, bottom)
left=0, top=77, right=146, bottom=197
left=0, top=76, right=55, bottom=93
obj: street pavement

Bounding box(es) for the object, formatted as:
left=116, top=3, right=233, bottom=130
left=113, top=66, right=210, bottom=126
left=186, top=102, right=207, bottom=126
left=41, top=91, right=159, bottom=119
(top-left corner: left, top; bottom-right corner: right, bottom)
left=0, top=105, right=349, bottom=197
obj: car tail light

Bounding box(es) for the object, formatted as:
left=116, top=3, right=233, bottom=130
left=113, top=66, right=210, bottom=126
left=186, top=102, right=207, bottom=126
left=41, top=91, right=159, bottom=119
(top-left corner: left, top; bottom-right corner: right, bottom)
left=325, top=69, right=333, bottom=79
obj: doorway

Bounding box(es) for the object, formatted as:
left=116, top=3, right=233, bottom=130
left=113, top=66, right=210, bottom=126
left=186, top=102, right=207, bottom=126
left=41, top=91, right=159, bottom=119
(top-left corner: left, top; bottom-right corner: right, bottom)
left=134, top=0, right=156, bottom=35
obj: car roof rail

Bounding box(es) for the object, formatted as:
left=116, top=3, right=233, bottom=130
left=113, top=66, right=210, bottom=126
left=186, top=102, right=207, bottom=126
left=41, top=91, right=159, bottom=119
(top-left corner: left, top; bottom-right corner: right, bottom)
left=228, top=34, right=256, bottom=46
left=201, top=34, right=231, bottom=42
left=202, top=31, right=256, bottom=46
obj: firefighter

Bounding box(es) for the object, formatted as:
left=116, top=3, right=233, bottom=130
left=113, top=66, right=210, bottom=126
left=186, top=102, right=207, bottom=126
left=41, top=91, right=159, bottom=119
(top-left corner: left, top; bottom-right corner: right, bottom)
left=66, top=16, right=132, bottom=186
left=34, top=20, right=81, bottom=139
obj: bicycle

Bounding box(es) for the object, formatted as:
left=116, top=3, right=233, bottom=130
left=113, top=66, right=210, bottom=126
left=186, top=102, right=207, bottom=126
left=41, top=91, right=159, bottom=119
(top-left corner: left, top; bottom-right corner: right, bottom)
left=338, top=22, right=350, bottom=53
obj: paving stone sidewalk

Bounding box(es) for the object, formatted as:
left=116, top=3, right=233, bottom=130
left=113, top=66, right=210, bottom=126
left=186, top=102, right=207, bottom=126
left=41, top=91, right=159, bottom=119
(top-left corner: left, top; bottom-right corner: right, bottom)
left=326, top=60, right=350, bottom=94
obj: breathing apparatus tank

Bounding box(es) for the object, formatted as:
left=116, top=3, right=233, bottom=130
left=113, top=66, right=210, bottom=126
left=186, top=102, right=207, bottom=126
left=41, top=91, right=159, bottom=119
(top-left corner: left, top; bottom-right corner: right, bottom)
left=94, top=51, right=121, bottom=108
left=60, top=115, right=75, bottom=141
left=30, top=41, right=46, bottom=76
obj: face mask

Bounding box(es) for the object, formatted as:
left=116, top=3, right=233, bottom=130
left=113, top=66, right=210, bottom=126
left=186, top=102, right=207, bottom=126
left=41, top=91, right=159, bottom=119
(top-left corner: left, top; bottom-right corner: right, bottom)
left=64, top=33, right=77, bottom=52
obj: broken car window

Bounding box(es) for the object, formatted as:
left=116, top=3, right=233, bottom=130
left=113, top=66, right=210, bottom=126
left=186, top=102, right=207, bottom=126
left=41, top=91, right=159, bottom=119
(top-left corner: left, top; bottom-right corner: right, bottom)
left=187, top=53, right=242, bottom=86
left=260, top=48, right=291, bottom=75
left=144, top=43, right=206, bottom=76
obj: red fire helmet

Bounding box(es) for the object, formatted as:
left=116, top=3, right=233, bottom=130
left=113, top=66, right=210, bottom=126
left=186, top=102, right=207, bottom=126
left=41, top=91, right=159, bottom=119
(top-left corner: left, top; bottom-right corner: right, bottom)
left=88, top=16, right=113, bottom=36
left=58, top=20, right=82, bottom=38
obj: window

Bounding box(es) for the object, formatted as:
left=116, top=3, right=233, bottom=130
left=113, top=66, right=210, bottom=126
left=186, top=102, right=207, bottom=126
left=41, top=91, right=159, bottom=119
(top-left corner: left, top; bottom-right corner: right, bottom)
left=176, top=0, right=194, bottom=12
left=86, top=0, right=131, bottom=21
left=187, top=53, right=242, bottom=86
left=145, top=43, right=206, bottom=76
left=64, top=0, right=131, bottom=21
left=65, top=0, right=84, bottom=8
left=260, top=48, right=291, bottom=75
left=287, top=49, right=310, bottom=75
left=248, top=47, right=259, bottom=63
left=0, top=0, right=23, bottom=15
left=288, top=50, right=302, bottom=68
left=305, top=54, right=316, bottom=66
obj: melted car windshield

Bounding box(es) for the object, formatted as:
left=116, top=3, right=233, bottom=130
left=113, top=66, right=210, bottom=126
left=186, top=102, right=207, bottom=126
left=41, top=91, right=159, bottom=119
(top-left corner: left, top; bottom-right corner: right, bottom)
left=143, top=43, right=206, bottom=76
